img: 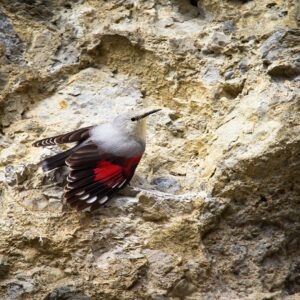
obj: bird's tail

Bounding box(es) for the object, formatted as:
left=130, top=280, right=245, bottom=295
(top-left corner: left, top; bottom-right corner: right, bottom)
left=39, top=147, right=75, bottom=172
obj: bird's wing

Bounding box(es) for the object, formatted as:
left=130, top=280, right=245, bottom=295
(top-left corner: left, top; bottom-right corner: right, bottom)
left=32, top=126, right=94, bottom=147
left=64, top=142, right=142, bottom=211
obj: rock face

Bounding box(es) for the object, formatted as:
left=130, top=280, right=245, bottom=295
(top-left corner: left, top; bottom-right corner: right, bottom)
left=0, top=0, right=299, bottom=299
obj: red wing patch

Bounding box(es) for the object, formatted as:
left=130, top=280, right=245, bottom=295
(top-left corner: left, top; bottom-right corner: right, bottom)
left=94, top=156, right=141, bottom=185
left=123, top=156, right=142, bottom=177
left=94, top=161, right=122, bottom=186
left=65, top=153, right=142, bottom=211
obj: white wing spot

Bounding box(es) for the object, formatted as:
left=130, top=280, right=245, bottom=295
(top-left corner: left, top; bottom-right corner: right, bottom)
left=118, top=180, right=127, bottom=188
left=65, top=184, right=72, bottom=190
left=75, top=191, right=85, bottom=196
left=87, top=196, right=98, bottom=203
left=68, top=176, right=77, bottom=182
left=80, top=194, right=90, bottom=200
left=99, top=196, right=109, bottom=204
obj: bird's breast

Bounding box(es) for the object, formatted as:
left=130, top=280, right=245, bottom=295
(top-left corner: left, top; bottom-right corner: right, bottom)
left=90, top=124, right=145, bottom=157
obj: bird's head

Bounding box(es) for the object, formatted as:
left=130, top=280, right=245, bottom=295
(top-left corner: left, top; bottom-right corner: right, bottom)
left=113, top=108, right=161, bottom=141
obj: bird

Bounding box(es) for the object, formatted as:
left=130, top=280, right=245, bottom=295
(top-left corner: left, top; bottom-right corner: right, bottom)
left=33, top=108, right=161, bottom=211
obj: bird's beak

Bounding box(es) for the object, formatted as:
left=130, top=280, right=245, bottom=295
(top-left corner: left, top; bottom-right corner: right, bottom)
left=139, top=109, right=161, bottom=120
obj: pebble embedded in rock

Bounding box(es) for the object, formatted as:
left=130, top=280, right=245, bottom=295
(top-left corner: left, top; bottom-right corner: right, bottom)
left=151, top=176, right=181, bottom=194
left=4, top=164, right=31, bottom=186
left=223, top=20, right=235, bottom=34
left=224, top=70, right=234, bottom=80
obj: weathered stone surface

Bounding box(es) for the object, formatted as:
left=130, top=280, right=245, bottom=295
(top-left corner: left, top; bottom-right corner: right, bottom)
left=0, top=0, right=299, bottom=299
left=0, top=11, right=24, bottom=65
left=261, top=29, right=300, bottom=78
left=151, top=176, right=181, bottom=194
left=44, top=285, right=91, bottom=300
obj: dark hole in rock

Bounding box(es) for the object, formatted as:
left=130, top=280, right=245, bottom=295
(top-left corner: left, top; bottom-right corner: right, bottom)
left=280, top=11, right=288, bottom=16
left=220, top=80, right=245, bottom=99
left=266, top=3, right=277, bottom=8
left=189, top=0, right=198, bottom=7
left=0, top=259, right=9, bottom=279
left=22, top=0, right=36, bottom=4
left=285, top=263, right=300, bottom=295
left=268, top=64, right=300, bottom=80
left=263, top=60, right=272, bottom=67
left=260, top=195, right=267, bottom=202
left=64, top=3, right=72, bottom=9
left=175, top=0, right=200, bottom=18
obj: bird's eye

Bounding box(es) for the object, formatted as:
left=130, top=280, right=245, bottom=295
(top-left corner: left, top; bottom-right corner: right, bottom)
left=131, top=117, right=136, bottom=121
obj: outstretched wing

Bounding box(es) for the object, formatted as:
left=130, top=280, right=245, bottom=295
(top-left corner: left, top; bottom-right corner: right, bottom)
left=32, top=126, right=94, bottom=147
left=64, top=142, right=143, bottom=211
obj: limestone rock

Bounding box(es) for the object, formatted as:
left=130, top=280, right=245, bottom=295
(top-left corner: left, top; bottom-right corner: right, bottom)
left=0, top=0, right=299, bottom=299
left=261, top=29, right=300, bottom=78
left=44, top=285, right=91, bottom=300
